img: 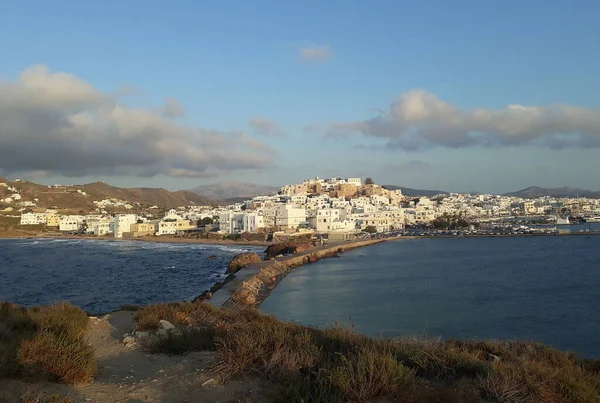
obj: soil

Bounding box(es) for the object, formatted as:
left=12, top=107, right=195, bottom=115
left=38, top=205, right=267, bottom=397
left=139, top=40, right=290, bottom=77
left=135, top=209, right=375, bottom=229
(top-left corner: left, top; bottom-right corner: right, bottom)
left=0, top=312, right=270, bottom=403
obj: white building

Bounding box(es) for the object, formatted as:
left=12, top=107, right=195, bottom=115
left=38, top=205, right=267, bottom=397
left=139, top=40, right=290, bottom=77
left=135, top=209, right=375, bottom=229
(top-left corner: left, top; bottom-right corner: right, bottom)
left=20, top=213, right=47, bottom=225
left=114, top=214, right=137, bottom=238
left=275, top=204, right=307, bottom=230
left=347, top=177, right=362, bottom=187
left=312, top=208, right=341, bottom=233
left=59, top=216, right=84, bottom=232
left=157, top=218, right=195, bottom=235
left=243, top=212, right=265, bottom=233
left=219, top=211, right=244, bottom=234
left=91, top=220, right=114, bottom=236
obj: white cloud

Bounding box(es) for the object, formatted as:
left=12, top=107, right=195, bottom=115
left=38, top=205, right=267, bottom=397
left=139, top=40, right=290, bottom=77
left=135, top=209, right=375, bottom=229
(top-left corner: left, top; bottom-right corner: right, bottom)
left=0, top=65, right=276, bottom=178
left=327, top=89, right=600, bottom=150
left=298, top=44, right=332, bottom=62
left=248, top=117, right=285, bottom=137
left=161, top=97, right=186, bottom=118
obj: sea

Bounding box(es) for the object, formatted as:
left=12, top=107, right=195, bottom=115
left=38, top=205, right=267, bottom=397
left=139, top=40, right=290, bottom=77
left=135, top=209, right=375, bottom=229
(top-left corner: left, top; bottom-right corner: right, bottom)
left=261, top=229, right=600, bottom=358
left=0, top=238, right=262, bottom=314
left=2, top=231, right=600, bottom=357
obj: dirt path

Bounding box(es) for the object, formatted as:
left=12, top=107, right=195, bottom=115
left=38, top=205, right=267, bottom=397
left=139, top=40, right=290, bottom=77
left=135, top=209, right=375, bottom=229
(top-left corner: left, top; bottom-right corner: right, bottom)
left=0, top=312, right=269, bottom=403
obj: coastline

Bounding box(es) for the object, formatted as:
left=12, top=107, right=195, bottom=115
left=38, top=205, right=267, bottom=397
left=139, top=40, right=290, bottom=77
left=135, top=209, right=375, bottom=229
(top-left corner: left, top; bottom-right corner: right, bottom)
left=0, top=232, right=272, bottom=247
left=210, top=238, right=387, bottom=310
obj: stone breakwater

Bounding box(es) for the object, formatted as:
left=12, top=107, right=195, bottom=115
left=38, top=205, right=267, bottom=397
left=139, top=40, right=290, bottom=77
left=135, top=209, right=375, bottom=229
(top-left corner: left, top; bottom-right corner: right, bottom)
left=221, top=239, right=385, bottom=310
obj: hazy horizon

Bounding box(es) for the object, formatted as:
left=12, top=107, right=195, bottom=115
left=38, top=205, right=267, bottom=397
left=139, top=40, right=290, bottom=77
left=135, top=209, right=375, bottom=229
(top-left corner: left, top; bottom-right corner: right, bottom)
left=1, top=1, right=599, bottom=194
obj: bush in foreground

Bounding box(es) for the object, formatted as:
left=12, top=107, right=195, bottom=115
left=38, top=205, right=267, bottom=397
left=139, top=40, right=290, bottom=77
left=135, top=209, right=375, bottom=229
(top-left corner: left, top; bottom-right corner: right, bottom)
left=0, top=302, right=96, bottom=384
left=0, top=388, right=72, bottom=403
left=135, top=301, right=600, bottom=403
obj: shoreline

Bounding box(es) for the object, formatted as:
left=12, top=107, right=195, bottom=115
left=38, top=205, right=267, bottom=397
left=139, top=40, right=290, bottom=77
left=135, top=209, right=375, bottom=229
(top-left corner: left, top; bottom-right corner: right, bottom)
left=0, top=232, right=272, bottom=247
left=209, top=238, right=387, bottom=310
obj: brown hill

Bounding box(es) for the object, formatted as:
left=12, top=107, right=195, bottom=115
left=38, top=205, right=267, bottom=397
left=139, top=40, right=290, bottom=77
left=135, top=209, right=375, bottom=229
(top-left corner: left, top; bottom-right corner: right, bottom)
left=80, top=182, right=217, bottom=208
left=0, top=179, right=217, bottom=212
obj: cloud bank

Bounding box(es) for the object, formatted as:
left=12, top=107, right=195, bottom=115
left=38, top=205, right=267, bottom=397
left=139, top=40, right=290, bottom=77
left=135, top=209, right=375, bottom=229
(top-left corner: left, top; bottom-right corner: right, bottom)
left=248, top=117, right=285, bottom=137
left=327, top=89, right=600, bottom=150
left=298, top=44, right=332, bottom=62
left=0, top=65, right=276, bottom=178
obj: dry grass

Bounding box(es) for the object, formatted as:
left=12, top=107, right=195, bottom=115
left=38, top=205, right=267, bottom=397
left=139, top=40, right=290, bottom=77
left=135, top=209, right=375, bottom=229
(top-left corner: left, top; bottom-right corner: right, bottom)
left=0, top=388, right=72, bottom=403
left=0, top=302, right=96, bottom=384
left=17, top=330, right=96, bottom=384
left=134, top=301, right=600, bottom=403
left=328, top=343, right=414, bottom=402
left=141, top=326, right=219, bottom=354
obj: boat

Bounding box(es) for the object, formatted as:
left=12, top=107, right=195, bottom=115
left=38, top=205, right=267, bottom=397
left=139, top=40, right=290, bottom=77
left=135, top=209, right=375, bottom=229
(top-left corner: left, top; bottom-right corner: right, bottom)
left=555, top=216, right=571, bottom=225
left=584, top=217, right=600, bottom=223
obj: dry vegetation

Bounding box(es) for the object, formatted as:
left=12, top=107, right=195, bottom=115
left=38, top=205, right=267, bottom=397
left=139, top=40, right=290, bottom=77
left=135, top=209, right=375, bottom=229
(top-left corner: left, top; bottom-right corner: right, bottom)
left=0, top=388, right=72, bottom=403
left=135, top=301, right=600, bottom=403
left=0, top=302, right=96, bottom=385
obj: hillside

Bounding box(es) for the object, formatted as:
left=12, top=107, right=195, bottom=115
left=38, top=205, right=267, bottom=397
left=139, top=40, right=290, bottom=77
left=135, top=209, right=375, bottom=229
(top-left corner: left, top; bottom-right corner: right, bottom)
left=384, top=185, right=448, bottom=197
left=190, top=181, right=280, bottom=199
left=80, top=182, right=216, bottom=207
left=504, top=186, right=600, bottom=199
left=0, top=179, right=216, bottom=212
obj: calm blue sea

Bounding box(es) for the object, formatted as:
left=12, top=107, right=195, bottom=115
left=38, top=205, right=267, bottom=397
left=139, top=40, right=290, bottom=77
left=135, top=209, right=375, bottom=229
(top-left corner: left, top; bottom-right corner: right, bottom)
left=0, top=238, right=262, bottom=314
left=261, top=234, right=600, bottom=358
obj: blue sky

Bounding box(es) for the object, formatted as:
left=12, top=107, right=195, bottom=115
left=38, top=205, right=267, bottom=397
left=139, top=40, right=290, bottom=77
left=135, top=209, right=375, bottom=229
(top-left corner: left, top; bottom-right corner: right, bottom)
left=1, top=0, right=599, bottom=193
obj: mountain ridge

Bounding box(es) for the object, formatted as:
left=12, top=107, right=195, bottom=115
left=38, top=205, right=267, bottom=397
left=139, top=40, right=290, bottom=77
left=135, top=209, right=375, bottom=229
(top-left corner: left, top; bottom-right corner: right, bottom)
left=190, top=181, right=280, bottom=200
left=504, top=186, right=600, bottom=199
left=0, top=179, right=217, bottom=211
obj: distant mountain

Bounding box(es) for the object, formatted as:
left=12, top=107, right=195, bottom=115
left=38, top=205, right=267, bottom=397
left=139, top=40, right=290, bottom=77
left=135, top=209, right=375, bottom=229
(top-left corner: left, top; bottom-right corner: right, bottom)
left=504, top=186, right=600, bottom=199
left=0, top=179, right=216, bottom=211
left=190, top=181, right=280, bottom=200
left=384, top=185, right=448, bottom=197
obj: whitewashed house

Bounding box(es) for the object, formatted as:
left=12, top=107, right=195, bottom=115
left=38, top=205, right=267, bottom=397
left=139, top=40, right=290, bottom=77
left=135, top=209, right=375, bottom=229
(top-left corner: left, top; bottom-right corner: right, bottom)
left=275, top=204, right=307, bottom=230
left=59, top=216, right=84, bottom=232
left=114, top=214, right=137, bottom=238
left=219, top=211, right=244, bottom=234
left=242, top=211, right=265, bottom=233
left=20, top=213, right=47, bottom=225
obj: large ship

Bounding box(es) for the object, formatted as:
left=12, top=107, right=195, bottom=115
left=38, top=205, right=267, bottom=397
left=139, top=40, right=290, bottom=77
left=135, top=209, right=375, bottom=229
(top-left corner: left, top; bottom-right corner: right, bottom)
left=584, top=216, right=600, bottom=223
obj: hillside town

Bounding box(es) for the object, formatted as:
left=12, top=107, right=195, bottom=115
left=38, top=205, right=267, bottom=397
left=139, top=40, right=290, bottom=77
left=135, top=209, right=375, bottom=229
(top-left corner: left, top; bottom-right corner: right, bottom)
left=3, top=177, right=600, bottom=239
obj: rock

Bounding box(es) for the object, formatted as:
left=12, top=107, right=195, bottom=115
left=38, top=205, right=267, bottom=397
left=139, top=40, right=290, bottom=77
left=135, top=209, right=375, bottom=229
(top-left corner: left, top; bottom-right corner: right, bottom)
left=123, top=336, right=135, bottom=344
left=135, top=331, right=151, bottom=339
left=234, top=289, right=256, bottom=305
left=159, top=320, right=175, bottom=330
left=308, top=255, right=320, bottom=263
left=202, top=377, right=220, bottom=387
left=207, top=255, right=218, bottom=259
left=227, top=252, right=262, bottom=274
left=156, top=328, right=168, bottom=337
left=276, top=254, right=283, bottom=258
left=264, top=241, right=314, bottom=258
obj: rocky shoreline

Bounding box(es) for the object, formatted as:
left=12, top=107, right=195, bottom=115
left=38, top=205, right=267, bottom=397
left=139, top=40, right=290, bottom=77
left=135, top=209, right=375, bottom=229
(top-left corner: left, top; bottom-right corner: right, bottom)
left=208, top=238, right=385, bottom=310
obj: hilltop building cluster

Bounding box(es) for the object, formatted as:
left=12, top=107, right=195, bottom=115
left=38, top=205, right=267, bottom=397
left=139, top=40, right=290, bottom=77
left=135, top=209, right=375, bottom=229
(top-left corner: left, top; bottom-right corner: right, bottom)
left=6, top=176, right=600, bottom=239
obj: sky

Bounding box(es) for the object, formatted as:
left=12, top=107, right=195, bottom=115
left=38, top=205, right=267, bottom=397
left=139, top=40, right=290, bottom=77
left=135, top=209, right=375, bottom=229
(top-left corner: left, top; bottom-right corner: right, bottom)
left=1, top=0, right=600, bottom=194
